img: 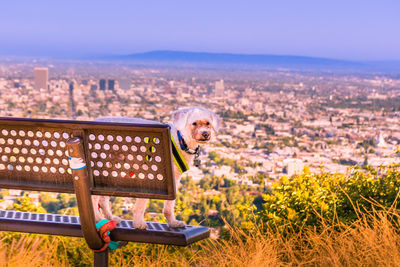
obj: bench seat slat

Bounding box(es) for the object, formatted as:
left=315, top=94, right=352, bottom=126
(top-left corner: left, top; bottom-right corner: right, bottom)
left=0, top=210, right=210, bottom=246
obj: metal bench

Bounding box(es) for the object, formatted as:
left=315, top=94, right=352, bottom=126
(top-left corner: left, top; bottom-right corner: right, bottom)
left=0, top=117, right=209, bottom=266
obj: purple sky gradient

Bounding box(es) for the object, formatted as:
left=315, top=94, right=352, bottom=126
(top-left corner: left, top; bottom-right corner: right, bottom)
left=0, top=0, right=399, bottom=60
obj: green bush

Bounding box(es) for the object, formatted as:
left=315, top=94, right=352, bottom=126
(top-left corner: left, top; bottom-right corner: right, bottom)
left=258, top=165, right=400, bottom=231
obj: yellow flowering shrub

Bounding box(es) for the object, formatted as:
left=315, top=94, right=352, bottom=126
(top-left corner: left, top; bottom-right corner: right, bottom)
left=259, top=165, right=400, bottom=231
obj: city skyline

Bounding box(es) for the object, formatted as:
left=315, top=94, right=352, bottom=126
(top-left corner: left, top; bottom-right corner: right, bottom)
left=0, top=1, right=399, bottom=61
left=1, top=61, right=399, bottom=179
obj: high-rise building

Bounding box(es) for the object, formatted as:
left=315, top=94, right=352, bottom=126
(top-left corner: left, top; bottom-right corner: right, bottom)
left=34, top=67, right=48, bottom=90
left=215, top=79, right=224, bottom=97
left=108, top=79, right=115, bottom=91
left=69, top=82, right=75, bottom=117
left=118, top=79, right=131, bottom=90
left=69, top=82, right=74, bottom=94
left=99, top=79, right=106, bottom=91
left=376, top=132, right=387, bottom=148
left=13, top=80, right=20, bottom=88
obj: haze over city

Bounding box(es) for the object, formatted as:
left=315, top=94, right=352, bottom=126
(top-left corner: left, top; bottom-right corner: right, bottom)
left=1, top=1, right=399, bottom=60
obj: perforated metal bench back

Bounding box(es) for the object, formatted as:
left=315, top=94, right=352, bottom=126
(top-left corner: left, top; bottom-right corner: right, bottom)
left=0, top=117, right=175, bottom=199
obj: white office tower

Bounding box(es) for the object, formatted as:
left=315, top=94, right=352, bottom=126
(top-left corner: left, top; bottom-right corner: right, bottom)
left=215, top=79, right=224, bottom=97
left=376, top=132, right=387, bottom=148
left=118, top=79, right=131, bottom=90
left=34, top=67, right=48, bottom=90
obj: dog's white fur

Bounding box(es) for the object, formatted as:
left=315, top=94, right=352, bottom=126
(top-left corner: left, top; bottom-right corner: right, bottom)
left=92, top=107, right=220, bottom=229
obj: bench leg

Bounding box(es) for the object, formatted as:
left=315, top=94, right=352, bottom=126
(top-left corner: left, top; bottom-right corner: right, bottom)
left=94, top=250, right=108, bottom=267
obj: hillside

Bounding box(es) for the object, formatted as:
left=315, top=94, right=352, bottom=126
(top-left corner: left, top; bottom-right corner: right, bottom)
left=100, top=50, right=400, bottom=72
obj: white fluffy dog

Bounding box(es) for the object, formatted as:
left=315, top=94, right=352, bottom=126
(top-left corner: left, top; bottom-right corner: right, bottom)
left=92, top=107, right=221, bottom=229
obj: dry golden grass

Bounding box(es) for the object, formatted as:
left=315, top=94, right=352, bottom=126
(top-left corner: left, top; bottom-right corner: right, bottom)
left=0, top=235, right=67, bottom=267
left=1, top=211, right=400, bottom=267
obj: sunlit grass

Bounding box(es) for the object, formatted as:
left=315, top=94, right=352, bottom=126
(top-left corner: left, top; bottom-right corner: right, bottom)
left=1, top=209, right=400, bottom=267
left=0, top=234, right=66, bottom=267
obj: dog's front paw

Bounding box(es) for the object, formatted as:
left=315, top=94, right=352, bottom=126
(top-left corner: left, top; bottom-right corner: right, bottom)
left=111, top=216, right=122, bottom=224
left=133, top=219, right=148, bottom=229
left=168, top=219, right=186, bottom=228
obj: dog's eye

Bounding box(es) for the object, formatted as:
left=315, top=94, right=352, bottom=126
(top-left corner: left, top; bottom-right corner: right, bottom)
left=206, top=122, right=210, bottom=126
left=192, top=122, right=197, bottom=126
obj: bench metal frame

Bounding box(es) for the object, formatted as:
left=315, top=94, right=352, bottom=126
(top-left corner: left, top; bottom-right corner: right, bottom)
left=0, top=117, right=209, bottom=267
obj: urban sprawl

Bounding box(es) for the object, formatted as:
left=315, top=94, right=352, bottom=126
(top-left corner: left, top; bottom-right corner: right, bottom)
left=1, top=60, right=400, bottom=212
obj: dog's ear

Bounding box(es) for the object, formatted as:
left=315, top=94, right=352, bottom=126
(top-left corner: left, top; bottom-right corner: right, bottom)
left=210, top=111, right=221, bottom=133
left=172, top=108, right=191, bottom=131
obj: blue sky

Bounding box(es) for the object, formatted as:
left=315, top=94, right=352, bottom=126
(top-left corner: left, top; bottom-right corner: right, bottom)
left=0, top=1, right=399, bottom=60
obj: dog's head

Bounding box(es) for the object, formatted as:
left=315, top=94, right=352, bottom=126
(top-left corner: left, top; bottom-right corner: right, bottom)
left=172, top=107, right=221, bottom=144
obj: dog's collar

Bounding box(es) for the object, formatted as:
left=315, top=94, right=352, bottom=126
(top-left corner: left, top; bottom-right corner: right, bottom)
left=177, top=130, right=200, bottom=155
left=170, top=134, right=189, bottom=174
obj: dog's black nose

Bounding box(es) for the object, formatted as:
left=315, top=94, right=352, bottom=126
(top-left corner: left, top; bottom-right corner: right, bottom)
left=202, top=132, right=210, bottom=139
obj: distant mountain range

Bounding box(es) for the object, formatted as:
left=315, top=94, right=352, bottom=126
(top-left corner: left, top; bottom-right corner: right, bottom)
left=102, top=50, right=399, bottom=72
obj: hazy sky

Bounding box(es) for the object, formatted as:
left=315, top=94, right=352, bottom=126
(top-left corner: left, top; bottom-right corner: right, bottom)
left=0, top=1, right=399, bottom=60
